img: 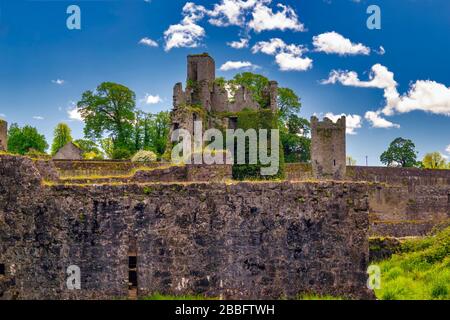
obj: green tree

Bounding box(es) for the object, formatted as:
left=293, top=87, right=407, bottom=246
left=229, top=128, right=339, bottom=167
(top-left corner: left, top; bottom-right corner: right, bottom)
left=73, top=139, right=104, bottom=159
left=7, top=123, right=48, bottom=155
left=51, top=123, right=73, bottom=155
left=77, top=82, right=136, bottom=157
left=380, top=137, right=418, bottom=167
left=231, top=72, right=270, bottom=107
left=278, top=87, right=301, bottom=121
left=422, top=152, right=447, bottom=169
left=280, top=115, right=311, bottom=163
left=229, top=72, right=310, bottom=162
left=142, top=111, right=171, bottom=155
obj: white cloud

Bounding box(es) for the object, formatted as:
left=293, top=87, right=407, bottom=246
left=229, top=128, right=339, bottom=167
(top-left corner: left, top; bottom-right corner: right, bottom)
left=252, top=38, right=287, bottom=55
left=208, top=0, right=264, bottom=27
left=440, top=152, right=449, bottom=160
left=324, top=112, right=362, bottom=135
left=252, top=38, right=312, bottom=72
left=0, top=113, right=6, bottom=119
left=227, top=38, right=249, bottom=49
left=364, top=111, right=400, bottom=129
left=164, top=3, right=206, bottom=51
left=139, top=37, right=158, bottom=47
left=141, top=94, right=163, bottom=104
left=52, top=79, right=65, bottom=85
left=275, top=52, right=312, bottom=71
left=248, top=3, right=305, bottom=33
left=33, top=116, right=44, bottom=120
left=323, top=63, right=450, bottom=117
left=67, top=106, right=83, bottom=121
left=383, top=80, right=450, bottom=116
left=312, top=31, right=370, bottom=56
left=164, top=1, right=305, bottom=49
left=219, top=61, right=257, bottom=71
left=446, top=144, right=450, bottom=154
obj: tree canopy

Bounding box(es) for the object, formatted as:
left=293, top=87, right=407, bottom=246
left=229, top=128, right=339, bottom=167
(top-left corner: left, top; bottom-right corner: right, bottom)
left=77, top=82, right=136, bottom=151
left=422, top=152, right=447, bottom=169
left=51, top=123, right=73, bottom=155
left=7, top=123, right=48, bottom=155
left=380, top=137, right=418, bottom=167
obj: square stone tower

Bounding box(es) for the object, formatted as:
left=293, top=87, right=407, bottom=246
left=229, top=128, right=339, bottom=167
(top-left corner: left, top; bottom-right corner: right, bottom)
left=311, top=116, right=346, bottom=180
left=0, top=119, right=7, bottom=151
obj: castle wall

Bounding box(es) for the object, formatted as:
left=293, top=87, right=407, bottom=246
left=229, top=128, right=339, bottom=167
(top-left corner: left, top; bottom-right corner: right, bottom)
left=311, top=117, right=346, bottom=180
left=0, top=120, right=7, bottom=151
left=0, top=155, right=372, bottom=300
left=286, top=163, right=450, bottom=237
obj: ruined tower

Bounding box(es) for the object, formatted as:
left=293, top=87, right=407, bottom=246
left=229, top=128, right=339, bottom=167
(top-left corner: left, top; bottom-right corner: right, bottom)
left=0, top=119, right=7, bottom=152
left=311, top=116, right=346, bottom=180
left=187, top=53, right=215, bottom=111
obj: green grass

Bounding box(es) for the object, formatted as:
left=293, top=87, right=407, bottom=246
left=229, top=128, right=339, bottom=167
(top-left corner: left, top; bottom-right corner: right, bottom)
left=375, top=226, right=450, bottom=300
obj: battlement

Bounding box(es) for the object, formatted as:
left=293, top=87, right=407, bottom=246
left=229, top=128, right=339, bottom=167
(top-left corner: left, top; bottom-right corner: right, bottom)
left=0, top=119, right=7, bottom=151
left=311, top=116, right=346, bottom=180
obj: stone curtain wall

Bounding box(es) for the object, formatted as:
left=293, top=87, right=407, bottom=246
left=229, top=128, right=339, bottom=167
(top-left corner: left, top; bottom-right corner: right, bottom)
left=0, top=120, right=7, bottom=151
left=0, top=155, right=372, bottom=299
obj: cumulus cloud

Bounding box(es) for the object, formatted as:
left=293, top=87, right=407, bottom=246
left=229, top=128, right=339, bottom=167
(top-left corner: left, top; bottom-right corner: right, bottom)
left=141, top=94, right=163, bottom=104
left=252, top=38, right=312, bottom=71
left=67, top=106, right=83, bottom=121
left=52, top=79, right=65, bottom=85
left=227, top=38, right=249, bottom=49
left=164, top=0, right=305, bottom=50
left=312, top=31, right=370, bottom=56
left=219, top=60, right=257, bottom=71
left=446, top=144, right=450, bottom=154
left=164, top=3, right=206, bottom=51
left=324, top=112, right=362, bottom=135
left=364, top=111, right=400, bottom=129
left=322, top=63, right=450, bottom=129
left=33, top=116, right=44, bottom=120
left=248, top=3, right=305, bottom=33
left=139, top=37, right=158, bottom=47
left=0, top=113, right=6, bottom=119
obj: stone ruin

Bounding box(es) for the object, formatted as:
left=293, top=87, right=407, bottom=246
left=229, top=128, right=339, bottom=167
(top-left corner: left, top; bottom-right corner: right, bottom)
left=311, top=116, right=346, bottom=180
left=52, top=141, right=83, bottom=160
left=170, top=53, right=278, bottom=138
left=0, top=119, right=7, bottom=152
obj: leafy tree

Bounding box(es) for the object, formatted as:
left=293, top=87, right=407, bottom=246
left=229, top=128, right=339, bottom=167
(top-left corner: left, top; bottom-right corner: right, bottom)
left=73, top=139, right=104, bottom=159
left=100, top=138, right=114, bottom=159
left=142, top=111, right=170, bottom=155
left=51, top=123, right=73, bottom=155
left=278, top=87, right=301, bottom=121
left=7, top=123, right=48, bottom=155
left=230, top=72, right=310, bottom=162
left=280, top=115, right=311, bottom=163
left=77, top=82, right=136, bottom=156
left=380, top=137, right=418, bottom=167
left=422, top=152, right=447, bottom=169
left=231, top=72, right=270, bottom=107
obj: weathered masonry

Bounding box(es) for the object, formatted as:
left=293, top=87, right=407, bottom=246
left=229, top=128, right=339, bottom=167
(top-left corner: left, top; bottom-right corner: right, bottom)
left=0, top=155, right=373, bottom=300
left=0, top=120, right=7, bottom=152
left=311, top=116, right=346, bottom=180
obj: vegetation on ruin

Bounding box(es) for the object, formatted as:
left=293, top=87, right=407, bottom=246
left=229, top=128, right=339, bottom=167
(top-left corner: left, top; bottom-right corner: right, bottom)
left=374, top=226, right=450, bottom=300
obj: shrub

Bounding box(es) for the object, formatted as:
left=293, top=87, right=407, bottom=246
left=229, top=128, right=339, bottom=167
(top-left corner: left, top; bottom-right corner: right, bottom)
left=112, top=148, right=132, bottom=160
left=131, top=150, right=157, bottom=163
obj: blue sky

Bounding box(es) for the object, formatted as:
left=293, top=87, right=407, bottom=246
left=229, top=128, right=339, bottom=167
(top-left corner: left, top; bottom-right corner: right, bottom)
left=0, top=0, right=449, bottom=165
